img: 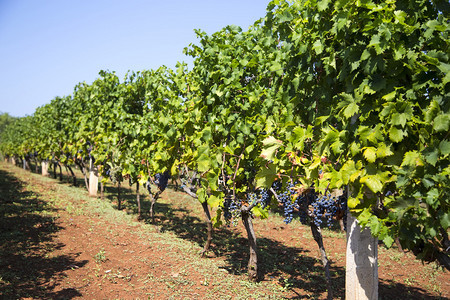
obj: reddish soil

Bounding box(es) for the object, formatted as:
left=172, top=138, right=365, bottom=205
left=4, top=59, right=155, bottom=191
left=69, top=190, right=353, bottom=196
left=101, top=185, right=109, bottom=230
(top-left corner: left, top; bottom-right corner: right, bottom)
left=0, top=163, right=448, bottom=299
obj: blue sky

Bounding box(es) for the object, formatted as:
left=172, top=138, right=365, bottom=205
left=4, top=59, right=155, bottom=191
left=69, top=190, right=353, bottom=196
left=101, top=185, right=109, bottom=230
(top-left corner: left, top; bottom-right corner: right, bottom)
left=0, top=1, right=270, bottom=117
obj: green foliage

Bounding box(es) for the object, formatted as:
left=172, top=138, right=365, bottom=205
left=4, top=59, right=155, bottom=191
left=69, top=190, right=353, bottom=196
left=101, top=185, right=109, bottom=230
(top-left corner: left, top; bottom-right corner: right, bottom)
left=258, top=0, right=449, bottom=265
left=1, top=0, right=448, bottom=268
left=0, top=113, right=17, bottom=140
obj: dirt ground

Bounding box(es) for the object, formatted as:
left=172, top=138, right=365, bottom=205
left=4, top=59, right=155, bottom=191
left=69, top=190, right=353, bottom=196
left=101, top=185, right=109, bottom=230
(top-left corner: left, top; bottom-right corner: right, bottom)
left=0, top=162, right=448, bottom=299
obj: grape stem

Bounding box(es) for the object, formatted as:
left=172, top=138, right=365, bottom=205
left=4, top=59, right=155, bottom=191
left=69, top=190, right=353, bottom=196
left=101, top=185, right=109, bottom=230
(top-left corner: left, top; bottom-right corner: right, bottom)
left=269, top=187, right=280, bottom=202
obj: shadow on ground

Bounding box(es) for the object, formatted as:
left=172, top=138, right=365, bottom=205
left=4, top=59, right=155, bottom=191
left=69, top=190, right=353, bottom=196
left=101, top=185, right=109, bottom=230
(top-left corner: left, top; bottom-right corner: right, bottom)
left=19, top=164, right=446, bottom=299
left=0, top=168, right=87, bottom=299
left=95, top=183, right=444, bottom=299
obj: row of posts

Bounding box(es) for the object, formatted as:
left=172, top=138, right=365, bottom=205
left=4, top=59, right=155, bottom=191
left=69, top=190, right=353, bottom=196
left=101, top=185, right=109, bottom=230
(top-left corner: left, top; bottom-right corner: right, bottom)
left=4, top=156, right=378, bottom=299
left=40, top=159, right=99, bottom=197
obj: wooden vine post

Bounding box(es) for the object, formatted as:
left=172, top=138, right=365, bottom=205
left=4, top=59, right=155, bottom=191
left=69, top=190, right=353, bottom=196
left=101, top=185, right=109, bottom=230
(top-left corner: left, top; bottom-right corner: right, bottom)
left=89, top=158, right=99, bottom=197
left=346, top=190, right=378, bottom=299
left=41, top=161, right=49, bottom=176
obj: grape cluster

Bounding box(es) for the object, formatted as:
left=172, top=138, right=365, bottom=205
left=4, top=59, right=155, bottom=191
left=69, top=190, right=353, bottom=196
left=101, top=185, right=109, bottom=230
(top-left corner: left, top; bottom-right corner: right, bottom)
left=311, top=194, right=334, bottom=227
left=271, top=180, right=282, bottom=192
left=296, top=192, right=314, bottom=225
left=258, top=188, right=271, bottom=208
left=270, top=180, right=297, bottom=224
left=154, top=172, right=170, bottom=191
left=223, top=195, right=241, bottom=226
left=27, top=151, right=39, bottom=159
left=337, top=193, right=348, bottom=230
left=281, top=181, right=300, bottom=224
left=310, top=193, right=348, bottom=229
left=272, top=180, right=349, bottom=229
left=86, top=141, right=92, bottom=159
left=279, top=190, right=295, bottom=224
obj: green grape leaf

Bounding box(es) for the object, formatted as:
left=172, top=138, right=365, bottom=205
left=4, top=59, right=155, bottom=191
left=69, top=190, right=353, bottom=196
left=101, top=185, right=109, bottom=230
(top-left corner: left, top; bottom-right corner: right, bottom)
left=439, top=140, right=450, bottom=156
left=251, top=205, right=269, bottom=219
left=389, top=127, right=407, bottom=143
left=260, top=136, right=283, bottom=161
left=197, top=154, right=212, bottom=172
left=360, top=175, right=383, bottom=193
left=383, top=235, right=394, bottom=248
left=255, top=163, right=277, bottom=188
left=196, top=187, right=207, bottom=204
left=433, top=114, right=450, bottom=132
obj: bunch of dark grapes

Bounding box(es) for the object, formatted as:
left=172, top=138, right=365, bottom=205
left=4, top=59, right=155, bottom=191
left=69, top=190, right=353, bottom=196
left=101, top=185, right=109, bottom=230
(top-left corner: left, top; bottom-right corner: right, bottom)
left=247, top=192, right=256, bottom=203
left=324, top=196, right=338, bottom=227
left=296, top=192, right=314, bottom=225
left=273, top=180, right=346, bottom=228
left=337, top=193, right=348, bottom=230
left=311, top=193, right=341, bottom=228
left=278, top=190, right=295, bottom=224
left=271, top=180, right=282, bottom=192
left=154, top=172, right=170, bottom=191
left=86, top=141, right=92, bottom=159
left=311, top=195, right=325, bottom=227
left=223, top=195, right=241, bottom=226
left=287, top=181, right=298, bottom=195
left=28, top=151, right=39, bottom=159
left=258, top=188, right=271, bottom=208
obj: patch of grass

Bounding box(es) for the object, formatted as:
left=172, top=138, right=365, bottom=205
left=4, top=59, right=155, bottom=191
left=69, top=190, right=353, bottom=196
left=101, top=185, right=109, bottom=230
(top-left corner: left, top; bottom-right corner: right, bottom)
left=387, top=250, right=404, bottom=262
left=94, top=248, right=107, bottom=263
left=321, top=227, right=345, bottom=238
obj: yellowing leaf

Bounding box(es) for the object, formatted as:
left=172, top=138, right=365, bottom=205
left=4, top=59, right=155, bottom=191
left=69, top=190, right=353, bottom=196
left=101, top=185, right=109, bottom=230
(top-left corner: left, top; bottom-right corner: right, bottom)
left=171, top=160, right=179, bottom=176
left=340, top=160, right=356, bottom=184
left=401, top=151, right=423, bottom=167
left=138, top=171, right=149, bottom=185
left=260, top=145, right=280, bottom=161
left=360, top=175, right=383, bottom=193
left=308, top=156, right=321, bottom=170
left=343, top=102, right=359, bottom=119
left=376, top=143, right=394, bottom=158
left=350, top=169, right=364, bottom=182
left=382, top=90, right=396, bottom=101
left=207, top=194, right=221, bottom=208
left=347, top=196, right=360, bottom=208
left=363, top=147, right=377, bottom=163
left=262, top=136, right=284, bottom=147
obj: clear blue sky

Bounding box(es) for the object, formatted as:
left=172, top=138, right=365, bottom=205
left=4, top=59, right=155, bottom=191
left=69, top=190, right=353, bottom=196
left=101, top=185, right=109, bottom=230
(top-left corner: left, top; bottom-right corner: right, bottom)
left=0, top=0, right=270, bottom=117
